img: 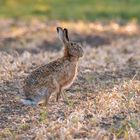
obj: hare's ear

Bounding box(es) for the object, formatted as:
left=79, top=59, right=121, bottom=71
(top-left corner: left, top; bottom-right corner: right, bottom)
left=63, top=28, right=69, bottom=41
left=56, top=27, right=68, bottom=43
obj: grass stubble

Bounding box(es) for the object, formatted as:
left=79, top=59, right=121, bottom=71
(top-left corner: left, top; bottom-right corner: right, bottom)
left=0, top=19, right=140, bottom=139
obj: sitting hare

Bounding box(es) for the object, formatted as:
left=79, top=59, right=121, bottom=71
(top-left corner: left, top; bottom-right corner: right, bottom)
left=21, top=27, right=84, bottom=105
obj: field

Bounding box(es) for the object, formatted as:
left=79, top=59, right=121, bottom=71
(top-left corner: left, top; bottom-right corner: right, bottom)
left=0, top=19, right=140, bottom=139
left=0, top=0, right=140, bottom=21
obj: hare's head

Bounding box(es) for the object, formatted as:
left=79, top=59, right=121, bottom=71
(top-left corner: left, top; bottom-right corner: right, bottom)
left=57, top=27, right=84, bottom=58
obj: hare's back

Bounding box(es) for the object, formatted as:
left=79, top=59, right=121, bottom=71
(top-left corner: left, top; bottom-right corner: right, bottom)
left=24, top=58, right=65, bottom=88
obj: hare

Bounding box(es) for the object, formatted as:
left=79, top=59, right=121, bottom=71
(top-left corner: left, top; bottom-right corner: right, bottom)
left=21, top=27, right=84, bottom=105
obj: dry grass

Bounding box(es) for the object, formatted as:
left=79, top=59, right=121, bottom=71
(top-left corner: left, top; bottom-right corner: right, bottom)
left=0, top=19, right=140, bottom=140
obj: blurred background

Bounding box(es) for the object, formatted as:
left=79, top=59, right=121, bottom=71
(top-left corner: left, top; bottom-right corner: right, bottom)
left=0, top=0, right=139, bottom=53
left=0, top=0, right=140, bottom=21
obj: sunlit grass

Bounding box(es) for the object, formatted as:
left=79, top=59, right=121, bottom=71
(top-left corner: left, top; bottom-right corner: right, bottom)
left=0, top=0, right=140, bottom=21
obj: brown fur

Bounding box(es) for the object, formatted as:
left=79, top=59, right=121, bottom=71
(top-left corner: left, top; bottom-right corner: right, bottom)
left=23, top=27, right=83, bottom=105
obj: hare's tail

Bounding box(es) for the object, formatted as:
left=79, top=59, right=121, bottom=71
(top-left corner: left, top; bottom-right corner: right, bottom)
left=20, top=98, right=37, bottom=105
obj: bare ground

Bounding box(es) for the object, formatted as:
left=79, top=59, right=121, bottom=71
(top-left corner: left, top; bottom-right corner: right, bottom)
left=0, top=19, right=140, bottom=140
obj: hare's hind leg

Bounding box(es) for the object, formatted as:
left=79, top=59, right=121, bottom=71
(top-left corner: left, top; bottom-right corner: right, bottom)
left=44, top=91, right=52, bottom=105
left=56, top=88, right=61, bottom=102
left=23, top=86, right=32, bottom=100
left=45, top=88, right=59, bottom=105
left=44, top=79, right=60, bottom=105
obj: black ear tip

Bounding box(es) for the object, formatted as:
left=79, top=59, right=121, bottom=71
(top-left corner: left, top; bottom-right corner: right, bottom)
left=63, top=28, right=69, bottom=41
left=56, top=27, right=63, bottom=33
left=63, top=28, right=67, bottom=32
left=56, top=27, right=59, bottom=32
